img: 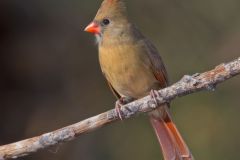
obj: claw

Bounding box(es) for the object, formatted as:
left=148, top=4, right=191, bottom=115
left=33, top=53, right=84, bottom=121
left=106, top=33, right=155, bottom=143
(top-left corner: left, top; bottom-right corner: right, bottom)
left=150, top=89, right=160, bottom=106
left=115, top=100, right=124, bottom=120
left=115, top=97, right=134, bottom=120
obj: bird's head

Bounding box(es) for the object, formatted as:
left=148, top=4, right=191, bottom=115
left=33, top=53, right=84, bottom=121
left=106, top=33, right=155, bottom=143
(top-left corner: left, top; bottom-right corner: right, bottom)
left=84, top=0, right=129, bottom=43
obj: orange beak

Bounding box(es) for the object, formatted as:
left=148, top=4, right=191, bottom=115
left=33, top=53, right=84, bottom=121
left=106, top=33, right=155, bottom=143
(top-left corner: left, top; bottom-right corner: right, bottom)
left=84, top=22, right=100, bottom=34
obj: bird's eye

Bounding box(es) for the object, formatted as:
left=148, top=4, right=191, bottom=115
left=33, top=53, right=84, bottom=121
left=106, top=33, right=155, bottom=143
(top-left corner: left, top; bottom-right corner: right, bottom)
left=102, top=19, right=110, bottom=25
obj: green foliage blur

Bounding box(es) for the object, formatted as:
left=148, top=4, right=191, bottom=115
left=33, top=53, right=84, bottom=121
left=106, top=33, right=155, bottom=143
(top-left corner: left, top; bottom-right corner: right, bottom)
left=0, top=0, right=240, bottom=159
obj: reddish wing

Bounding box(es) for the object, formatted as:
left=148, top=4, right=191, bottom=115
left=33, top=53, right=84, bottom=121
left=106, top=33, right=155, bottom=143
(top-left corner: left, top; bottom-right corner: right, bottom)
left=131, top=24, right=169, bottom=87
left=143, top=39, right=169, bottom=88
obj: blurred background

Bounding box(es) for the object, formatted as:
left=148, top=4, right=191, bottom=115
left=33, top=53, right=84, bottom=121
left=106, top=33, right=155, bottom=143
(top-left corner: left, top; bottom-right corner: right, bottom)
left=0, top=0, right=240, bottom=159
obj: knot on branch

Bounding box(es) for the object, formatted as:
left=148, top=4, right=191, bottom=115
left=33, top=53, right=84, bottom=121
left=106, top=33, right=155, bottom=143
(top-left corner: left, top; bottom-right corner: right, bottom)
left=181, top=75, right=199, bottom=86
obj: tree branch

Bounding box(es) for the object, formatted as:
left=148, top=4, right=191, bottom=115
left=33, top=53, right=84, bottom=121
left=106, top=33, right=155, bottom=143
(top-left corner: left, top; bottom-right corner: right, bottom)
left=0, top=57, right=240, bottom=160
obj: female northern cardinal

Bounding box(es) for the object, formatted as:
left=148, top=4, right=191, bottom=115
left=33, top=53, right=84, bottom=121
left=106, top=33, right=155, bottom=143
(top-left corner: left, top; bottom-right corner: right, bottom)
left=84, top=0, right=193, bottom=159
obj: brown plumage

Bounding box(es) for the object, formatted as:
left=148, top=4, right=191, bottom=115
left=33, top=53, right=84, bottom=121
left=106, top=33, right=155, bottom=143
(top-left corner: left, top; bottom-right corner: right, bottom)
left=84, top=0, right=193, bottom=159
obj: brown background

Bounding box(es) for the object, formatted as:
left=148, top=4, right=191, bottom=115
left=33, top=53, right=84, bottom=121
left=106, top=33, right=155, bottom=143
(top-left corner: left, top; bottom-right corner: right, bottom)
left=0, top=0, right=240, bottom=159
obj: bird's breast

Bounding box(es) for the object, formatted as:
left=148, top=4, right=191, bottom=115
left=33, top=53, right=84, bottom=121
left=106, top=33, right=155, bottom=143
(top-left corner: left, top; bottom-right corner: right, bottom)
left=99, top=44, right=159, bottom=98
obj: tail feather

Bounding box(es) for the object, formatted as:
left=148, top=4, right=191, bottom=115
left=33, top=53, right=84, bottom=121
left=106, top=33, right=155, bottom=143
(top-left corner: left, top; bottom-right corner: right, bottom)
left=149, top=104, right=193, bottom=160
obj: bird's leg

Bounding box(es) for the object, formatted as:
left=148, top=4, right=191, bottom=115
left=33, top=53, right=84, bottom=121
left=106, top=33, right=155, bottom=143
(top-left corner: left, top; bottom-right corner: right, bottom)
left=115, top=97, right=134, bottom=120
left=150, top=89, right=161, bottom=106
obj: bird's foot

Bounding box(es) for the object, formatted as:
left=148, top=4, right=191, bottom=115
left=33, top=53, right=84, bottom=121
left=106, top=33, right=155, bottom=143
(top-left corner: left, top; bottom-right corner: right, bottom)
left=150, top=89, right=161, bottom=106
left=115, top=100, right=124, bottom=120
left=115, top=97, right=134, bottom=120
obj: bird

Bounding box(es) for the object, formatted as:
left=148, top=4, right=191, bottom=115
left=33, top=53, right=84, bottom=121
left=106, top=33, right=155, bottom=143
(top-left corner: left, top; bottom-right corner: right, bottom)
left=84, top=0, right=193, bottom=159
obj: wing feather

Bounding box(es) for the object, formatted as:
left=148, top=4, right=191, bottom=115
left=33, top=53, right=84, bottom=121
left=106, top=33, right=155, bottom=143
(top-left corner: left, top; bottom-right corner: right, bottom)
left=143, top=39, right=169, bottom=88
left=131, top=24, right=169, bottom=88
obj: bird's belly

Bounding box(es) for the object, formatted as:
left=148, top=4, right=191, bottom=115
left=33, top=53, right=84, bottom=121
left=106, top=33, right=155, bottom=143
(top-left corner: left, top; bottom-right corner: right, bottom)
left=111, top=67, right=159, bottom=98
left=99, top=48, right=159, bottom=98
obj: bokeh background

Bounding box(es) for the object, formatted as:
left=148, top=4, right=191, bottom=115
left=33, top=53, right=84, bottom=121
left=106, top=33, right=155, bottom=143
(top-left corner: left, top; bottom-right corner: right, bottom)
left=1, top=0, right=240, bottom=159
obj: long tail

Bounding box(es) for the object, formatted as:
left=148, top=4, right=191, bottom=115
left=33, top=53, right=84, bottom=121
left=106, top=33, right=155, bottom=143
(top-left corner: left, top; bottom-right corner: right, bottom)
left=149, top=104, right=194, bottom=160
